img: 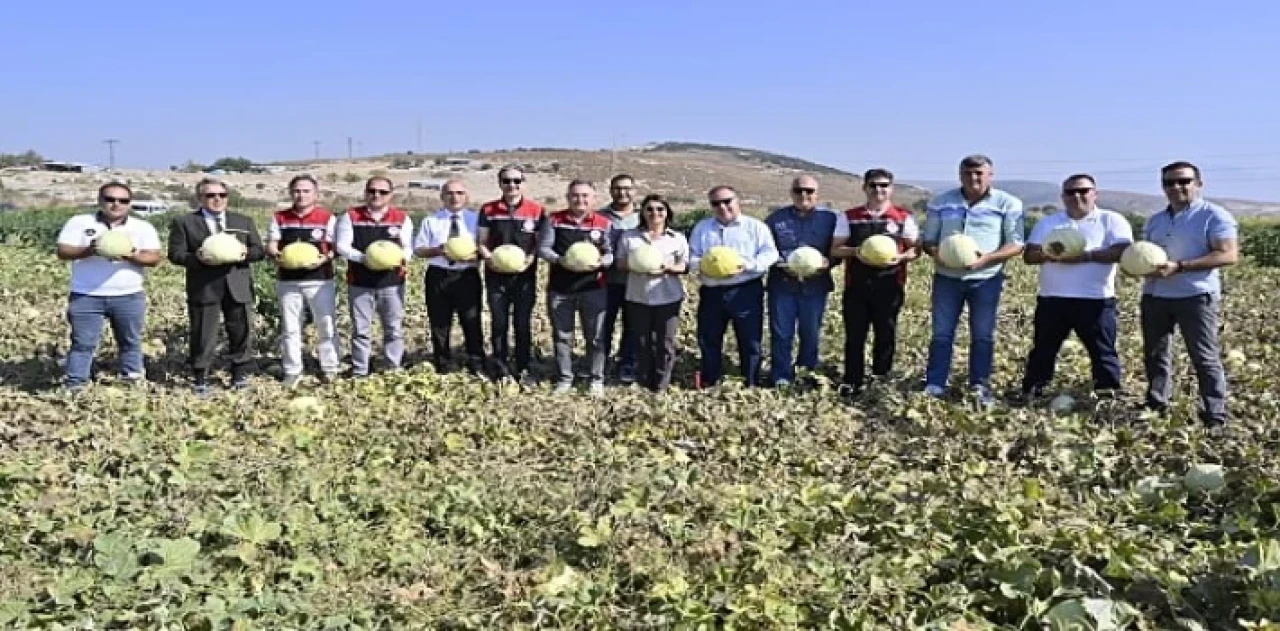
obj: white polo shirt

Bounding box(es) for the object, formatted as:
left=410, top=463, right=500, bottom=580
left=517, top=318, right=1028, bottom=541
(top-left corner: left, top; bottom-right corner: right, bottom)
left=1028, top=208, right=1134, bottom=299
left=56, top=213, right=162, bottom=296
left=413, top=208, right=480, bottom=270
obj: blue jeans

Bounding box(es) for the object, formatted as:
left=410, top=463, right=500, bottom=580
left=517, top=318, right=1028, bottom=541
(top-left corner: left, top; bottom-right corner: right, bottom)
left=697, top=279, right=764, bottom=387
left=767, top=288, right=828, bottom=383
left=65, top=291, right=146, bottom=386
left=925, top=273, right=1004, bottom=389
left=603, top=282, right=636, bottom=371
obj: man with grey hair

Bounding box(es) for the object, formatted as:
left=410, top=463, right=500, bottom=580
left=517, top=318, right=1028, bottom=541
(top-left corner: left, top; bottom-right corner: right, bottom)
left=538, top=179, right=614, bottom=395
left=921, top=154, right=1025, bottom=406
left=335, top=176, right=414, bottom=376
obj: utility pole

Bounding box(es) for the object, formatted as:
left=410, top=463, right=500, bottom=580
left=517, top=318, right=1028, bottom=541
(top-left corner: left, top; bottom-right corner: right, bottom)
left=610, top=135, right=617, bottom=174
left=347, top=136, right=353, bottom=160
left=103, top=139, right=120, bottom=170
left=312, top=140, right=321, bottom=160
left=416, top=118, right=423, bottom=153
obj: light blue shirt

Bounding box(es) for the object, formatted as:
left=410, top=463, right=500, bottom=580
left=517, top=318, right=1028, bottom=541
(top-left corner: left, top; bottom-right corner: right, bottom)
left=1141, top=199, right=1238, bottom=298
left=922, top=187, right=1025, bottom=280
left=688, top=214, right=779, bottom=287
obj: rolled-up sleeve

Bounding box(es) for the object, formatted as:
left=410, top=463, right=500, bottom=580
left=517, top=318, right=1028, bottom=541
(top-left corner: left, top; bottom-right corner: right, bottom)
left=1002, top=198, right=1025, bottom=246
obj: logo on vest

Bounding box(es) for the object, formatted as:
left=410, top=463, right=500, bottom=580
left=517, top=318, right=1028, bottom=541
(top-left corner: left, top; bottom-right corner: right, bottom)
left=884, top=222, right=900, bottom=235
left=311, top=228, right=324, bottom=240
left=522, top=219, right=536, bottom=233
left=387, top=227, right=400, bottom=237
left=589, top=229, right=602, bottom=242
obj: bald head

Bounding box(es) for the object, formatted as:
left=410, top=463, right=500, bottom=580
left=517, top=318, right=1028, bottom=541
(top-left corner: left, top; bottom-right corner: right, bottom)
left=790, top=175, right=819, bottom=211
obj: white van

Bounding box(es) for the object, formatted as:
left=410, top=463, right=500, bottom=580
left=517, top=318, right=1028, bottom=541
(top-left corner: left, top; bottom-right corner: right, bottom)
left=130, top=200, right=171, bottom=217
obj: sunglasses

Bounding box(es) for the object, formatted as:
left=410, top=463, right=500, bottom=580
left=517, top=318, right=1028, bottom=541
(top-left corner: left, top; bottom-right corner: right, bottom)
left=710, top=198, right=735, bottom=207
left=866, top=181, right=892, bottom=189
left=366, top=188, right=392, bottom=196
left=643, top=205, right=668, bottom=212
left=1162, top=177, right=1195, bottom=187
left=442, top=190, right=466, bottom=195
left=1063, top=188, right=1094, bottom=196
left=203, top=192, right=229, bottom=199
left=791, top=187, right=817, bottom=195
left=500, top=178, right=524, bottom=185
left=102, top=195, right=131, bottom=204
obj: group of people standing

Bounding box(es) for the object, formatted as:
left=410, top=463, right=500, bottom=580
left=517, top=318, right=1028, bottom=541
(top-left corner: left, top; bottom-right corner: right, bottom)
left=53, top=156, right=1239, bottom=426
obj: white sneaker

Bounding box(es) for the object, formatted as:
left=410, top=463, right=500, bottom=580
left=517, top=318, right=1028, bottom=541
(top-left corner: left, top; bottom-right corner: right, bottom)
left=553, top=382, right=573, bottom=395
left=923, top=384, right=945, bottom=398
left=588, top=382, right=605, bottom=397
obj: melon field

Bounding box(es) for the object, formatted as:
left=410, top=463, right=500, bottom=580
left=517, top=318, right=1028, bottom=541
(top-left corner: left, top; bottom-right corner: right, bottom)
left=2, top=209, right=1280, bottom=630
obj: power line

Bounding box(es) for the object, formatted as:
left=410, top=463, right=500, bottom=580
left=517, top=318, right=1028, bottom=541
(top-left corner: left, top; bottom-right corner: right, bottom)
left=103, top=139, right=120, bottom=170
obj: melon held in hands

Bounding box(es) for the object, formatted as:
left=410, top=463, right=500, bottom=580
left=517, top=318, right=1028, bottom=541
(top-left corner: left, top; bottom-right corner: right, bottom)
left=562, top=241, right=602, bottom=272
left=488, top=244, right=528, bottom=273
left=938, top=234, right=981, bottom=269
left=95, top=231, right=134, bottom=259
left=786, top=246, right=825, bottom=278
left=628, top=243, right=665, bottom=274
left=364, top=240, right=404, bottom=271
left=279, top=242, right=322, bottom=269
left=1120, top=241, right=1168, bottom=277
left=1044, top=226, right=1087, bottom=258
left=200, top=233, right=246, bottom=265
left=859, top=234, right=898, bottom=266
left=700, top=246, right=742, bottom=279
left=443, top=236, right=478, bottom=262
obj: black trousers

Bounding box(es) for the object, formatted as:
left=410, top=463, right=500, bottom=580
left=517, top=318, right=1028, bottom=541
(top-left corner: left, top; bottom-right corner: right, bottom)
left=842, top=277, right=904, bottom=389
left=426, top=266, right=485, bottom=364
left=626, top=299, right=682, bottom=392
left=1021, top=296, right=1122, bottom=394
left=486, top=272, right=537, bottom=372
left=187, top=292, right=253, bottom=378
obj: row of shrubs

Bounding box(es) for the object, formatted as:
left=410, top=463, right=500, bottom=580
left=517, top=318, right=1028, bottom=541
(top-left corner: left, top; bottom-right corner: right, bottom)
left=4, top=206, right=1280, bottom=268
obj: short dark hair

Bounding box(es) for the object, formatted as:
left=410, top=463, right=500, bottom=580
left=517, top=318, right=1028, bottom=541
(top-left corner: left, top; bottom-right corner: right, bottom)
left=288, top=174, right=319, bottom=191
left=365, top=176, right=393, bottom=190
left=960, top=154, right=993, bottom=170
left=1161, top=161, right=1202, bottom=182
left=1062, top=173, right=1096, bottom=188
left=498, top=165, right=523, bottom=181
left=567, top=179, right=595, bottom=191
left=609, top=173, right=634, bottom=188
left=636, top=194, right=672, bottom=230
left=863, top=168, right=894, bottom=184
left=98, top=181, right=132, bottom=200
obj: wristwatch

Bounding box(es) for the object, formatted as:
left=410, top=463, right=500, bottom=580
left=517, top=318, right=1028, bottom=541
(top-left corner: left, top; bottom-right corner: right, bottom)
left=1174, top=260, right=1185, bottom=273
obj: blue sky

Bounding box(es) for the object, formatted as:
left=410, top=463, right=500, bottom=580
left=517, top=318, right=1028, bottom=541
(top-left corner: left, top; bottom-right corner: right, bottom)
left=4, top=0, right=1279, bottom=200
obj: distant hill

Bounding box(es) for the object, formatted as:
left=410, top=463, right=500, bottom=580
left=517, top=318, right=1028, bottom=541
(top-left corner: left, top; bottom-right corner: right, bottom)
left=906, top=179, right=1280, bottom=217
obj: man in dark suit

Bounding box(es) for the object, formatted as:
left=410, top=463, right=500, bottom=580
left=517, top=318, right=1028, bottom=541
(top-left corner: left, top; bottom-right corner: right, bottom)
left=167, top=177, right=266, bottom=394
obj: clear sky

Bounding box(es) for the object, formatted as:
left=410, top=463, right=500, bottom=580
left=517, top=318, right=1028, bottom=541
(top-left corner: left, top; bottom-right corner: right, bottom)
left=3, top=0, right=1278, bottom=200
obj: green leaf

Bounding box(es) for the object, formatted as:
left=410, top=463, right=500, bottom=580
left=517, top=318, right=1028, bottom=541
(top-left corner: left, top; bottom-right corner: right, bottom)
left=92, top=532, right=139, bottom=580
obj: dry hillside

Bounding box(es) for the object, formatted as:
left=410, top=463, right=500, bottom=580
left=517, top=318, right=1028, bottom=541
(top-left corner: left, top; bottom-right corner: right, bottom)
left=0, top=143, right=930, bottom=215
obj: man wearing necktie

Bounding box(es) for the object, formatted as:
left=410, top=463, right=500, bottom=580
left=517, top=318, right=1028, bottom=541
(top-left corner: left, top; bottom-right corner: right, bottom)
left=166, top=177, right=266, bottom=394
left=334, top=177, right=415, bottom=376
left=413, top=179, right=485, bottom=373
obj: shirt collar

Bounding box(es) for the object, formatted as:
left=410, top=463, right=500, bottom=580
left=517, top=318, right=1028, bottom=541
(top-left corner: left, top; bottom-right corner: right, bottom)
left=436, top=207, right=471, bottom=218
left=96, top=211, right=128, bottom=227
left=1162, top=198, right=1205, bottom=217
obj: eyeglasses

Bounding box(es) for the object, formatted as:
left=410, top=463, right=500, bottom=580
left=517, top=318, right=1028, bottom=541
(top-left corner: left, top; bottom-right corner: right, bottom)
left=1162, top=177, right=1195, bottom=187
left=791, top=187, right=817, bottom=195
left=500, top=178, right=524, bottom=185
left=643, top=205, right=668, bottom=213
left=866, top=181, right=892, bottom=189
left=203, top=192, right=229, bottom=199
left=710, top=198, right=735, bottom=207
left=102, top=195, right=131, bottom=204
left=1063, top=188, right=1095, bottom=196
left=366, top=189, right=392, bottom=196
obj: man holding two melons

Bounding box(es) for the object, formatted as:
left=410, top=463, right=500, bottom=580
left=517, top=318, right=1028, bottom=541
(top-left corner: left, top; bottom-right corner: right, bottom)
left=335, top=177, right=414, bottom=377
left=1135, top=161, right=1238, bottom=428
left=1019, top=174, right=1132, bottom=399
left=56, top=182, right=163, bottom=390
left=267, top=175, right=341, bottom=387
left=921, top=155, right=1025, bottom=406
left=167, top=177, right=266, bottom=393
